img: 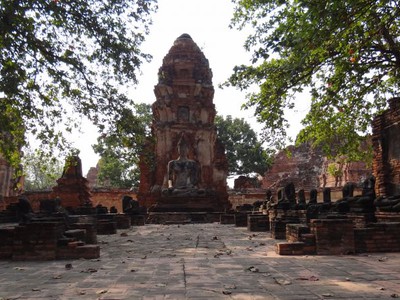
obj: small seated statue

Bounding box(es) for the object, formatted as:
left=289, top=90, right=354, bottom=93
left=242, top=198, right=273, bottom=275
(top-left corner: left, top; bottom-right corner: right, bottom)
left=318, top=187, right=332, bottom=213
left=122, top=195, right=140, bottom=214
left=16, top=196, right=34, bottom=224
left=333, top=176, right=376, bottom=213
left=323, top=188, right=332, bottom=204
left=264, top=189, right=273, bottom=210
left=273, top=182, right=296, bottom=210
left=306, top=188, right=330, bottom=216
left=297, top=189, right=307, bottom=210
left=342, top=182, right=356, bottom=198
left=95, top=204, right=108, bottom=214
left=306, top=188, right=325, bottom=219
left=308, top=189, right=318, bottom=205
left=163, top=133, right=202, bottom=196
left=374, top=174, right=400, bottom=211
left=375, top=195, right=400, bottom=212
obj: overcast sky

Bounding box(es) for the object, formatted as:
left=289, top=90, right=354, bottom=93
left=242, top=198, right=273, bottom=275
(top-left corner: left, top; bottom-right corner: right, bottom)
left=75, top=0, right=308, bottom=174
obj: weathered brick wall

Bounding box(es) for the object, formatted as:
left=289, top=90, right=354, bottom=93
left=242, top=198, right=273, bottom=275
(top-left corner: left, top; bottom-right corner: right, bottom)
left=354, top=222, right=400, bottom=253
left=261, top=143, right=324, bottom=191
left=277, top=216, right=400, bottom=255
left=286, top=224, right=310, bottom=243
left=15, top=191, right=53, bottom=211
left=247, top=214, right=269, bottom=232
left=261, top=142, right=371, bottom=192
left=1, top=189, right=137, bottom=213
left=90, top=189, right=137, bottom=213
left=0, top=222, right=100, bottom=260
left=372, top=97, right=400, bottom=197
left=12, top=222, right=64, bottom=260
left=228, top=191, right=265, bottom=209
left=0, top=227, right=14, bottom=259
left=310, top=219, right=355, bottom=255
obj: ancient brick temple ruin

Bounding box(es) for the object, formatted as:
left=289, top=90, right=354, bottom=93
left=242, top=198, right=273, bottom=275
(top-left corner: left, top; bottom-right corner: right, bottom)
left=138, top=34, right=231, bottom=214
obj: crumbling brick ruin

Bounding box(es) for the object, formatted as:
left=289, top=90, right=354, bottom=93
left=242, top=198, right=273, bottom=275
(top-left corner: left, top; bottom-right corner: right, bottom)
left=261, top=142, right=371, bottom=192
left=51, top=156, right=92, bottom=209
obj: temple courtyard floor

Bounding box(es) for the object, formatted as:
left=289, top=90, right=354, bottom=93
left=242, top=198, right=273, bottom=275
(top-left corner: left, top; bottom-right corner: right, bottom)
left=0, top=223, right=399, bottom=300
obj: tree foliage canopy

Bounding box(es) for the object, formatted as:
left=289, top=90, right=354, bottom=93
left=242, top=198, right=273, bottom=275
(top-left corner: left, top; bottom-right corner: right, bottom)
left=227, top=0, right=400, bottom=161
left=92, top=103, right=152, bottom=189
left=23, top=147, right=63, bottom=191
left=215, top=115, right=271, bottom=176
left=0, top=0, right=157, bottom=167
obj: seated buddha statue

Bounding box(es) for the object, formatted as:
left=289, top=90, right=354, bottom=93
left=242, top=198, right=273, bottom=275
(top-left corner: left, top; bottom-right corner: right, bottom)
left=164, top=133, right=201, bottom=196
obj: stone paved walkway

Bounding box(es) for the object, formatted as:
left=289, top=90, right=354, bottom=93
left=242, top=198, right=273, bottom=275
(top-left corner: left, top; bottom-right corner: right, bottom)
left=0, top=223, right=400, bottom=299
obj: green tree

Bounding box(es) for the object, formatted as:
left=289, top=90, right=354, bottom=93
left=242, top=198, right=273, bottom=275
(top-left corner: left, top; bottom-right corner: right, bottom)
left=92, top=103, right=152, bottom=189
left=215, top=115, right=271, bottom=176
left=0, top=0, right=157, bottom=168
left=23, top=148, right=63, bottom=191
left=95, top=155, right=137, bottom=189
left=227, top=0, right=399, bottom=161
left=327, top=161, right=344, bottom=188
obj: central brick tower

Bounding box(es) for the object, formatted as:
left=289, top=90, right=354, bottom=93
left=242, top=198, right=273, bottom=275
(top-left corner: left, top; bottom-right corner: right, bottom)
left=138, top=34, right=230, bottom=212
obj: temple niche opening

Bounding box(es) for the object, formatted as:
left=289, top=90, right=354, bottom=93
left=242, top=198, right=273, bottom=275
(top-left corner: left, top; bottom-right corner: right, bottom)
left=137, top=34, right=231, bottom=212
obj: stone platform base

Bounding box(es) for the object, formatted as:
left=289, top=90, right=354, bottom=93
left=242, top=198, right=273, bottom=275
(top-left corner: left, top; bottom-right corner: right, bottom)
left=0, top=222, right=100, bottom=260
left=248, top=214, right=269, bottom=232
left=149, top=195, right=230, bottom=213
left=375, top=211, right=400, bottom=222
left=147, top=212, right=222, bottom=224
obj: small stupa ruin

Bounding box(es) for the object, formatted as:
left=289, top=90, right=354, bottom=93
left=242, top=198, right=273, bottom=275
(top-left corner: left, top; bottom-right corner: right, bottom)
left=52, top=156, right=91, bottom=209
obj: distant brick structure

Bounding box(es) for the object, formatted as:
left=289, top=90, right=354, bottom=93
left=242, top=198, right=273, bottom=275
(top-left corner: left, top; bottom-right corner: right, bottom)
left=90, top=188, right=136, bottom=213
left=86, top=165, right=99, bottom=189
left=261, top=142, right=371, bottom=192
left=261, top=143, right=324, bottom=191
left=234, top=175, right=261, bottom=190
left=51, top=156, right=91, bottom=208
